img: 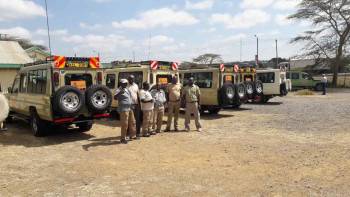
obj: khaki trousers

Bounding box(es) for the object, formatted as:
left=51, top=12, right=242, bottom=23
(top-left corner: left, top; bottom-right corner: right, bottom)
left=142, top=110, right=153, bottom=135
left=120, top=110, right=136, bottom=140
left=166, top=101, right=180, bottom=130
left=185, top=102, right=202, bottom=130
left=153, top=107, right=164, bottom=132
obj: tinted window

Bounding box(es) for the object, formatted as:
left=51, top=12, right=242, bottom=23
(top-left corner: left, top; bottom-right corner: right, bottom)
left=12, top=78, right=20, bottom=93
left=20, top=74, right=27, bottom=93
left=106, top=74, right=116, bottom=89
left=291, top=73, right=299, bottom=80
left=183, top=72, right=213, bottom=88
left=156, top=74, right=172, bottom=85
left=223, top=75, right=234, bottom=84
left=257, top=73, right=275, bottom=83
left=65, top=74, right=92, bottom=90
left=118, top=72, right=143, bottom=87
left=27, top=70, right=47, bottom=94
left=302, top=73, right=310, bottom=80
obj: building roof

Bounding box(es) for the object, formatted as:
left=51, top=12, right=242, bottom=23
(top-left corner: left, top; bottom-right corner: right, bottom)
left=0, top=41, right=32, bottom=65
left=25, top=46, right=50, bottom=57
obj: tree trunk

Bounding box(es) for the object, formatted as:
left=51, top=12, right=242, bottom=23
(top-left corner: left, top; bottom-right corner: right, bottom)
left=332, top=39, right=345, bottom=88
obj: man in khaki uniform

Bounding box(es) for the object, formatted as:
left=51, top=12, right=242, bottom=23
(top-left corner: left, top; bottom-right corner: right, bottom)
left=140, top=82, right=154, bottom=137
left=166, top=76, right=182, bottom=131
left=151, top=82, right=167, bottom=133
left=183, top=77, right=202, bottom=132
left=114, top=79, right=136, bottom=144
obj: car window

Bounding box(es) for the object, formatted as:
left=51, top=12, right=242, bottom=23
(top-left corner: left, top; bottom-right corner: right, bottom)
left=118, top=72, right=143, bottom=88
left=65, top=74, right=92, bottom=90
left=223, top=75, right=234, bottom=84
left=28, top=70, right=48, bottom=94
left=20, top=74, right=27, bottom=93
left=12, top=78, right=20, bottom=93
left=106, top=74, right=116, bottom=89
left=291, top=73, right=300, bottom=80
left=156, top=74, right=173, bottom=85
left=257, top=73, right=275, bottom=83
left=183, top=72, right=213, bottom=88
left=302, top=73, right=310, bottom=80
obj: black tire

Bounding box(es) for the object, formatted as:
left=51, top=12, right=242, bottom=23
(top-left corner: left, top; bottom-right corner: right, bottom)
left=208, top=108, right=221, bottom=114
left=53, top=86, right=84, bottom=117
left=315, top=83, right=323, bottom=91
left=280, top=83, right=288, bottom=96
left=262, top=96, right=270, bottom=103
left=234, top=83, right=246, bottom=106
left=244, top=81, right=255, bottom=99
left=254, top=80, right=263, bottom=96
left=77, top=121, right=93, bottom=132
left=30, top=111, right=47, bottom=137
left=5, top=115, right=13, bottom=123
left=85, top=85, right=112, bottom=114
left=219, top=84, right=235, bottom=106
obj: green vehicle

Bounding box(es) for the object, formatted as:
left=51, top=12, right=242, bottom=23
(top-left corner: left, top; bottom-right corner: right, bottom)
left=287, top=71, right=323, bottom=91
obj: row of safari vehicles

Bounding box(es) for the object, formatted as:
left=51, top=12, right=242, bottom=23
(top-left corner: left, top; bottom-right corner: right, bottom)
left=5, top=56, right=290, bottom=136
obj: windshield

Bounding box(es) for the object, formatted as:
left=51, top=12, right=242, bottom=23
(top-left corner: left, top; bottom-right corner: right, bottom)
left=65, top=74, right=93, bottom=90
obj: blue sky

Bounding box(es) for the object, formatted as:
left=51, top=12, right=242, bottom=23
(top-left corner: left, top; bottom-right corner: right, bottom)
left=0, top=0, right=307, bottom=62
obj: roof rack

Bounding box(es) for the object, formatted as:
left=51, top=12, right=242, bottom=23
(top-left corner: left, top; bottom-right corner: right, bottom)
left=24, top=60, right=52, bottom=67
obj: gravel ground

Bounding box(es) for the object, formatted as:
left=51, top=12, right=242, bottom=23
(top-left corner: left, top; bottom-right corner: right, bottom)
left=1, top=89, right=350, bottom=196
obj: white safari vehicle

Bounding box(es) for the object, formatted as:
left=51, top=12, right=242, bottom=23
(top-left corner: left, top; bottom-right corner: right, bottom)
left=256, top=68, right=292, bottom=103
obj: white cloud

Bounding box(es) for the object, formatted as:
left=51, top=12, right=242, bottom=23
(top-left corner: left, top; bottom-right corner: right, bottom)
left=62, top=34, right=134, bottom=53
left=185, top=0, right=215, bottom=10
left=240, top=0, right=274, bottom=8
left=80, top=22, right=102, bottom=30
left=0, top=0, right=45, bottom=21
left=273, top=0, right=301, bottom=10
left=0, top=26, right=31, bottom=39
left=144, top=35, right=175, bottom=46
left=112, top=7, right=199, bottom=29
left=35, top=28, right=68, bottom=36
left=210, top=9, right=271, bottom=29
left=275, top=14, right=292, bottom=26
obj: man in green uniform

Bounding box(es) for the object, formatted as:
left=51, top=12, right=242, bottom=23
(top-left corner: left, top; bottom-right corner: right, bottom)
left=182, top=77, right=202, bottom=132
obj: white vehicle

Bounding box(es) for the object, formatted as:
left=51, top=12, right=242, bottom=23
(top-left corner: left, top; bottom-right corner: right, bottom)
left=256, top=68, right=292, bottom=103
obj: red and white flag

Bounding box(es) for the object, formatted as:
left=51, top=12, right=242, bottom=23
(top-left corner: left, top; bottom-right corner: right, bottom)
left=150, top=60, right=158, bottom=70
left=219, top=64, right=225, bottom=72
left=234, top=64, right=239, bottom=73
left=171, top=62, right=179, bottom=70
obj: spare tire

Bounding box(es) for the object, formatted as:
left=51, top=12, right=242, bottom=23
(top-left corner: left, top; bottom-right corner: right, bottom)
left=85, top=85, right=112, bottom=113
left=244, top=81, right=254, bottom=99
left=53, top=86, right=84, bottom=116
left=233, top=83, right=246, bottom=107
left=254, top=80, right=263, bottom=95
left=219, top=84, right=235, bottom=106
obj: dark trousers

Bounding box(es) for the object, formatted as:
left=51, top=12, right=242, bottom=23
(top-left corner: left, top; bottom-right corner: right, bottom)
left=130, top=104, right=141, bottom=135
left=322, top=83, right=327, bottom=95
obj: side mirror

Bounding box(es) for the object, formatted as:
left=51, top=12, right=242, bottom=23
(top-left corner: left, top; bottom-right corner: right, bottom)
left=8, top=87, right=12, bottom=93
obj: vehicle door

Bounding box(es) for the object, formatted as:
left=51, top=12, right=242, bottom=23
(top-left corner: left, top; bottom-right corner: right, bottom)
left=8, top=75, right=21, bottom=113
left=290, top=72, right=301, bottom=87
left=300, top=72, right=314, bottom=88
left=24, top=69, right=52, bottom=120
left=257, top=72, right=279, bottom=95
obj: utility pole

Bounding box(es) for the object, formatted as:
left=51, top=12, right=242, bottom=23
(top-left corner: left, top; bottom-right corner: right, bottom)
left=254, top=35, right=259, bottom=66
left=275, top=39, right=279, bottom=68
left=132, top=51, right=135, bottom=62
left=240, top=38, right=242, bottom=62
left=44, top=0, right=52, bottom=56
left=147, top=33, right=152, bottom=60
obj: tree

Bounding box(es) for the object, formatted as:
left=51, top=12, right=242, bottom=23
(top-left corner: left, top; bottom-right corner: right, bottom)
left=0, top=35, right=47, bottom=51
left=289, top=0, right=350, bottom=87
left=193, top=53, right=223, bottom=64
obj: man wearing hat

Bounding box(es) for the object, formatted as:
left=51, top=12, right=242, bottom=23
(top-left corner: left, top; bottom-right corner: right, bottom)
left=114, top=79, right=136, bottom=144
left=182, top=77, right=202, bottom=132
left=127, top=75, right=141, bottom=137
left=321, top=74, right=328, bottom=95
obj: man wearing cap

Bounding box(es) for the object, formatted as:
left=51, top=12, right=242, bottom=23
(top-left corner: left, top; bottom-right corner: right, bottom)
left=127, top=75, right=141, bottom=137
left=166, top=76, right=182, bottom=132
left=151, top=82, right=167, bottom=133
left=114, top=79, right=136, bottom=144
left=182, top=77, right=202, bottom=132
left=140, top=82, right=154, bottom=137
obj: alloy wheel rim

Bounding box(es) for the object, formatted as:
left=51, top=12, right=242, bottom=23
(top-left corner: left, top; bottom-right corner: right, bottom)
left=92, top=90, right=108, bottom=108
left=61, top=92, right=80, bottom=112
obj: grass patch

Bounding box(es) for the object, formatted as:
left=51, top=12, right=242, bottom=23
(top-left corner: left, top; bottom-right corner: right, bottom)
left=295, top=89, right=316, bottom=96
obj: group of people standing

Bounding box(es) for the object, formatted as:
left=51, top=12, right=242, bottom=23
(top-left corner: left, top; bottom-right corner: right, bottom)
left=114, top=75, right=202, bottom=144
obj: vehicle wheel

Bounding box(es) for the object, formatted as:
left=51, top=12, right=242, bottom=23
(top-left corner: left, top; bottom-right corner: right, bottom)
left=85, top=85, right=112, bottom=113
left=208, top=108, right=221, bottom=114
left=315, top=83, right=323, bottom=91
left=77, top=121, right=93, bottom=132
left=53, top=86, right=84, bottom=116
left=262, top=96, right=270, bottom=103
left=219, top=84, right=235, bottom=106
left=244, top=81, right=254, bottom=99
left=5, top=115, right=13, bottom=123
left=30, top=111, right=47, bottom=137
left=254, top=80, right=263, bottom=96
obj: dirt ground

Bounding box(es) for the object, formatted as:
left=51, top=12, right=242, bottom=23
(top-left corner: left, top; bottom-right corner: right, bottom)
left=1, top=89, right=350, bottom=196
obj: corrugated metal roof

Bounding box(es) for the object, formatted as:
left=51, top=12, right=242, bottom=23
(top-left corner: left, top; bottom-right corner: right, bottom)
left=0, top=41, right=32, bottom=64
left=0, top=63, right=22, bottom=68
